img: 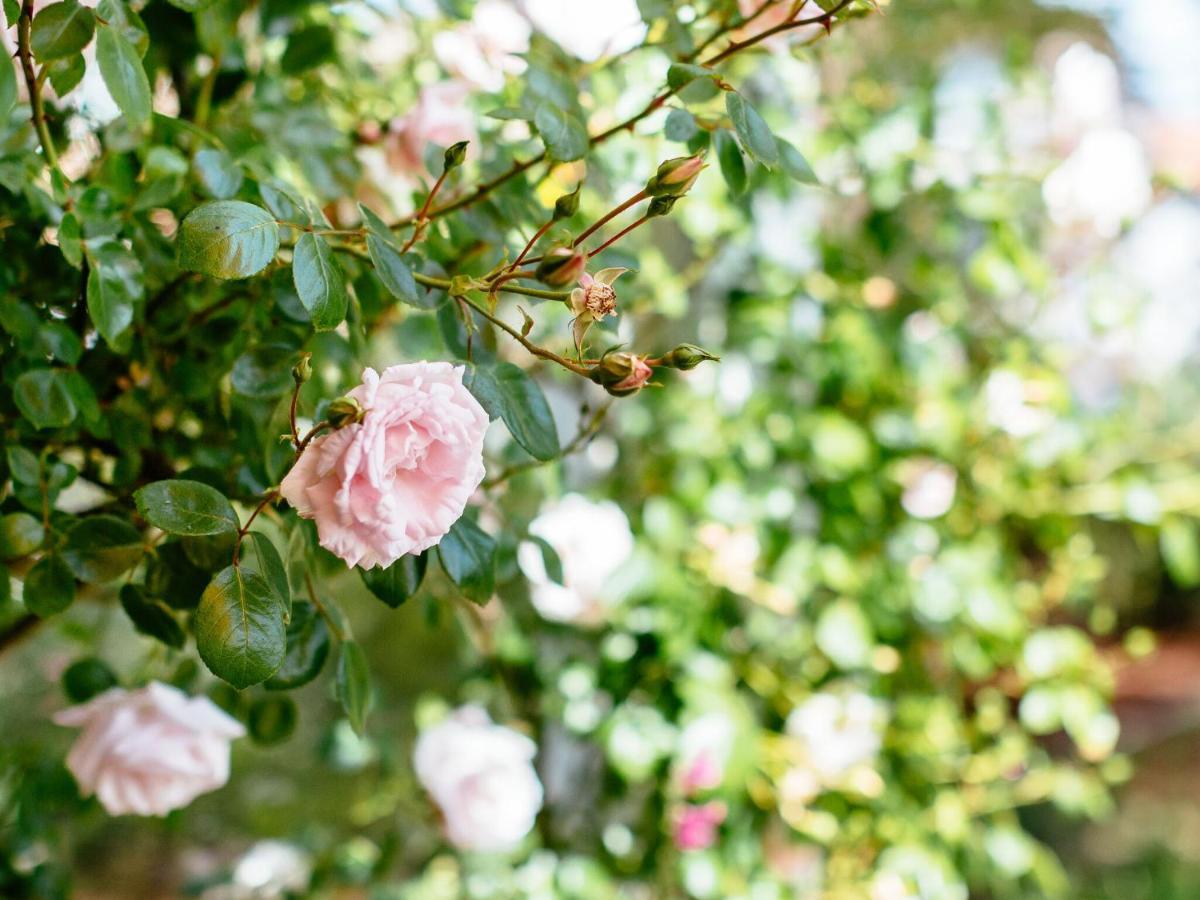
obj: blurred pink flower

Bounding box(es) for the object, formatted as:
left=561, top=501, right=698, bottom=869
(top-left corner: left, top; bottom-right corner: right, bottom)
left=53, top=682, right=244, bottom=817
left=433, top=0, right=530, bottom=91
left=280, top=363, right=489, bottom=569
left=386, top=83, right=477, bottom=177
left=673, top=801, right=727, bottom=851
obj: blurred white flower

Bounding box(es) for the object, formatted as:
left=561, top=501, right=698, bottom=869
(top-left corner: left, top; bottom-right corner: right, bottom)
left=983, top=370, right=1052, bottom=438
left=1042, top=128, right=1152, bottom=237
left=434, top=0, right=530, bottom=91
left=785, top=690, right=887, bottom=783
left=899, top=459, right=957, bottom=520
left=53, top=682, right=245, bottom=817
left=1051, top=42, right=1122, bottom=138
left=232, top=841, right=312, bottom=898
left=676, top=711, right=737, bottom=794
left=697, top=522, right=760, bottom=594
left=414, top=705, right=543, bottom=852
left=524, top=0, right=646, bottom=61
left=517, top=494, right=634, bottom=625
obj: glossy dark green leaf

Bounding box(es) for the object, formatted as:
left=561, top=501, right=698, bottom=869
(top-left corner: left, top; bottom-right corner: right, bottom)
left=466, top=362, right=559, bottom=461
left=715, top=130, right=747, bottom=196
left=0, top=513, right=44, bottom=561
left=247, top=696, right=297, bottom=744
left=13, top=368, right=77, bottom=430
left=725, top=91, right=778, bottom=167
left=241, top=531, right=290, bottom=618
left=46, top=53, right=85, bottom=95
left=177, top=201, right=280, bottom=280
left=146, top=541, right=210, bottom=609
left=0, top=38, right=15, bottom=120
left=438, top=516, right=496, bottom=605
left=292, top=232, right=347, bottom=330
left=62, top=515, right=144, bottom=583
left=6, top=447, right=40, bottom=486
left=61, top=658, right=118, bottom=702
left=534, top=103, right=588, bottom=162
left=86, top=265, right=134, bottom=348
left=37, top=322, right=82, bottom=364
left=119, top=583, right=185, bottom=648
left=57, top=212, right=82, bottom=267
left=231, top=345, right=295, bottom=398
left=265, top=602, right=330, bottom=690
left=195, top=566, right=286, bottom=689
left=360, top=551, right=428, bottom=609
left=31, top=1, right=95, bottom=61
left=366, top=233, right=424, bottom=307
left=24, top=553, right=76, bottom=617
left=96, top=24, right=151, bottom=126
left=776, top=137, right=819, bottom=185
left=134, top=479, right=239, bottom=536
left=97, top=0, right=149, bottom=56
left=193, top=147, right=244, bottom=199
left=336, top=640, right=371, bottom=735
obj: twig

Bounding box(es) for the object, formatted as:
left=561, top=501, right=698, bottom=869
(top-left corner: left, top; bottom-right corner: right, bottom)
left=233, top=488, right=280, bottom=564
left=305, top=572, right=345, bottom=641
left=17, top=0, right=60, bottom=172
left=455, top=293, right=590, bottom=376
left=588, top=214, right=651, bottom=258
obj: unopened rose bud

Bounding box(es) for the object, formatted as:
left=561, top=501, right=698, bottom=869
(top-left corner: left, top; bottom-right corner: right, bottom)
left=443, top=141, right=469, bottom=172
left=645, top=154, right=705, bottom=198
left=292, top=353, right=313, bottom=384
left=661, top=343, right=719, bottom=370
left=326, top=397, right=365, bottom=429
left=536, top=247, right=588, bottom=287
left=590, top=351, right=654, bottom=396
left=647, top=195, right=680, bottom=218
left=553, top=184, right=582, bottom=221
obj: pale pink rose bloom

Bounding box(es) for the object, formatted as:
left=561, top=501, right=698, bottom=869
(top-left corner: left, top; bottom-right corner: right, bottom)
left=433, top=0, right=530, bottom=91
left=385, top=82, right=478, bottom=178
left=414, top=705, right=544, bottom=852
left=281, top=363, right=489, bottom=570
left=673, top=801, right=727, bottom=851
left=53, top=682, right=245, bottom=817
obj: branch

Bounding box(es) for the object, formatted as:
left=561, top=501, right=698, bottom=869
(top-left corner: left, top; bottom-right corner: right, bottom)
left=17, top=0, right=60, bottom=173
left=454, top=292, right=591, bottom=376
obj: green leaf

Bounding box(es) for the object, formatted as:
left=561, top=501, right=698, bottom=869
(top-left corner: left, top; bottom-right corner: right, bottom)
left=6, top=447, right=40, bottom=486
left=664, top=108, right=698, bottom=143
left=437, top=516, right=496, bottom=605
left=241, top=531, right=290, bottom=619
left=177, top=201, right=280, bottom=280
left=366, top=234, right=425, bottom=308
left=1161, top=518, right=1200, bottom=588
left=336, top=640, right=371, bottom=735
left=534, top=103, right=588, bottom=162
left=96, top=24, right=151, bottom=126
left=292, top=233, right=347, bottom=330
left=725, top=91, right=778, bottom=167
left=360, top=552, right=428, bottom=609
left=24, top=554, right=76, bottom=617
left=466, top=362, right=559, bottom=461
left=1, top=1, right=16, bottom=28
left=62, top=515, right=144, bottom=583
left=715, top=130, right=747, bottom=196
left=61, top=658, right=118, bottom=702
left=0, top=38, right=15, bottom=120
left=195, top=566, right=286, bottom=689
left=119, top=583, right=185, bottom=648
left=146, top=541, right=210, bottom=609
left=46, top=54, right=85, bottom=95
left=0, top=513, right=44, bottom=561
left=13, top=368, right=77, bottom=430
left=31, top=1, right=95, bottom=61
left=247, top=696, right=297, bottom=744
left=193, top=147, right=244, bottom=199
left=265, top=602, right=330, bottom=690
left=666, top=62, right=712, bottom=91
left=37, top=322, right=82, bottom=364
left=134, top=479, right=239, bottom=536
left=776, top=137, right=819, bottom=185
left=58, top=212, right=82, bottom=267
left=281, top=24, right=335, bottom=74
left=231, top=345, right=295, bottom=398
left=97, top=0, right=149, bottom=56
left=86, top=265, right=135, bottom=348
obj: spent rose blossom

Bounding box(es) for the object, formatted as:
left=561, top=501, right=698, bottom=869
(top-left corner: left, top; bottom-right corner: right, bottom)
left=433, top=0, right=531, bottom=91
left=280, top=363, right=489, bottom=569
left=569, top=267, right=627, bottom=350
left=414, top=705, right=543, bottom=852
left=673, top=801, right=727, bottom=851
left=53, top=682, right=245, bottom=817
left=517, top=493, right=635, bottom=625
left=385, top=82, right=477, bottom=178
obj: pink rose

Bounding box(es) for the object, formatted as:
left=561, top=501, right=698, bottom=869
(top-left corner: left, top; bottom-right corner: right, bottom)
left=386, top=82, right=478, bottom=177
left=414, top=705, right=544, bottom=852
left=281, top=363, right=489, bottom=569
left=53, top=682, right=245, bottom=817
left=613, top=356, right=654, bottom=394
left=673, top=801, right=727, bottom=851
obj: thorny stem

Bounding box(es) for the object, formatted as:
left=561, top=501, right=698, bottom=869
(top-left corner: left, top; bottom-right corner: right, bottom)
left=400, top=167, right=452, bottom=253
left=685, top=0, right=790, bottom=61
left=17, top=0, right=61, bottom=173
left=454, top=293, right=591, bottom=376
left=233, top=488, right=281, bottom=564
left=570, top=189, right=649, bottom=251
left=482, top=401, right=612, bottom=488
left=296, top=421, right=331, bottom=453
left=391, top=0, right=863, bottom=229
left=588, top=213, right=651, bottom=258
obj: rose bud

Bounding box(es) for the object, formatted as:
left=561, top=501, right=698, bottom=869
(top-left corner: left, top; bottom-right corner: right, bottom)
left=590, top=350, right=654, bottom=396
left=645, top=153, right=706, bottom=198
left=443, top=140, right=470, bottom=172
left=647, top=195, right=681, bottom=218
left=661, top=343, right=720, bottom=370
left=325, top=396, right=365, bottom=429
left=553, top=183, right=583, bottom=221
left=536, top=246, right=588, bottom=286
left=292, top=352, right=313, bottom=384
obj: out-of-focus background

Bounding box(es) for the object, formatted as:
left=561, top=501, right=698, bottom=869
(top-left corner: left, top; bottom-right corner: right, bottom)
left=3, top=0, right=1200, bottom=896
